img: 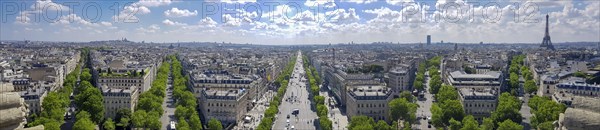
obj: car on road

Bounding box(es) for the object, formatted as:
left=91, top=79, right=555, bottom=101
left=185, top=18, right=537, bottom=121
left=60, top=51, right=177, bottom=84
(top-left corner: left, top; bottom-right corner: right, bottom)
left=287, top=114, right=290, bottom=119
left=170, top=121, right=177, bottom=130
left=292, top=109, right=299, bottom=115
left=65, top=112, right=72, bottom=120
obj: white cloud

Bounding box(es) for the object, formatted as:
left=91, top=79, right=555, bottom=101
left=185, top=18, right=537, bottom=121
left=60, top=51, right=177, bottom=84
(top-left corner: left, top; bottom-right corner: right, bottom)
left=291, top=10, right=317, bottom=22
left=386, top=0, right=415, bottom=6
left=100, top=22, right=112, bottom=27
left=199, top=17, right=218, bottom=27
left=341, top=0, right=377, bottom=4
left=113, top=0, right=170, bottom=22
left=137, top=24, right=161, bottom=33
left=14, top=0, right=70, bottom=25
left=222, top=14, right=242, bottom=27
left=304, top=0, right=336, bottom=8
left=327, top=8, right=360, bottom=23
left=205, top=0, right=257, bottom=4
left=162, top=19, right=187, bottom=26
left=31, top=0, right=70, bottom=11
left=164, top=8, right=198, bottom=17
left=113, top=4, right=151, bottom=23
left=53, top=14, right=93, bottom=26
left=136, top=0, right=173, bottom=7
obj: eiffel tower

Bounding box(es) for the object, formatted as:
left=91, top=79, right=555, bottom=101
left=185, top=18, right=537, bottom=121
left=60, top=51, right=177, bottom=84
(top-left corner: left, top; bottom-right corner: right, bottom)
left=540, top=14, right=555, bottom=50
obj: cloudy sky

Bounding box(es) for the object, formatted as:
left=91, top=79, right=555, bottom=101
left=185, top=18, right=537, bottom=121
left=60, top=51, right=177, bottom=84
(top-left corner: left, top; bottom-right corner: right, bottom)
left=0, top=0, right=598, bottom=44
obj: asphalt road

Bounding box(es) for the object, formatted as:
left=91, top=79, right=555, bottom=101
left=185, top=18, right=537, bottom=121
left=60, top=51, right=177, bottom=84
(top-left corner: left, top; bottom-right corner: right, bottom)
left=320, top=90, right=349, bottom=130
left=160, top=65, right=176, bottom=130
left=414, top=73, right=436, bottom=130
left=273, top=51, right=318, bottom=130
left=520, top=94, right=533, bottom=130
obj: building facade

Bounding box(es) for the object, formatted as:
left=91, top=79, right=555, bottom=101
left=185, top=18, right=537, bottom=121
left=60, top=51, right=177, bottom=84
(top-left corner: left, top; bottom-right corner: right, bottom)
left=190, top=72, right=264, bottom=124
left=102, top=86, right=138, bottom=118
left=458, top=88, right=497, bottom=122
left=346, top=85, right=393, bottom=122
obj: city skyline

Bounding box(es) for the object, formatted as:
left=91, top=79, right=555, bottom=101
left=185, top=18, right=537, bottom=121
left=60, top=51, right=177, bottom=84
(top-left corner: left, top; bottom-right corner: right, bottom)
left=0, top=0, right=599, bottom=44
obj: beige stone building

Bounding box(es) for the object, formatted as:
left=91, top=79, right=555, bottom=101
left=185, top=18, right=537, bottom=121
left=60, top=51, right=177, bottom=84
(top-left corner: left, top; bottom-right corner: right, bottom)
left=458, top=88, right=497, bottom=122
left=346, top=85, right=393, bottom=122
left=102, top=86, right=138, bottom=118
left=97, top=67, right=155, bottom=94
left=97, top=67, right=154, bottom=118
left=387, top=67, right=411, bottom=93
left=190, top=73, right=264, bottom=124
left=19, top=87, right=47, bottom=115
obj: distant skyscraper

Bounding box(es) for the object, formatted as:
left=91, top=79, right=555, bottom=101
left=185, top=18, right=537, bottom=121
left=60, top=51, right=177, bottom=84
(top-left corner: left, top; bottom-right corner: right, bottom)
left=454, top=43, right=458, bottom=51
left=427, top=35, right=431, bottom=45
left=480, top=41, right=483, bottom=45
left=540, top=14, right=555, bottom=50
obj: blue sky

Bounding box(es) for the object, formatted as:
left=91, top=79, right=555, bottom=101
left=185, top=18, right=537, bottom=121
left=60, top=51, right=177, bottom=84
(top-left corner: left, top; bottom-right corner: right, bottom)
left=0, top=0, right=598, bottom=44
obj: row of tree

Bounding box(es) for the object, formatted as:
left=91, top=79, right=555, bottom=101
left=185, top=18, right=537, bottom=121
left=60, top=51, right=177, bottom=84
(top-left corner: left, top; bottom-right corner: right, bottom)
left=256, top=55, right=297, bottom=130
left=508, top=55, right=526, bottom=94
left=430, top=84, right=465, bottom=127
left=73, top=48, right=107, bottom=130
left=389, top=92, right=418, bottom=130
left=170, top=55, right=206, bottom=130
left=302, top=55, right=333, bottom=130
left=528, top=95, right=566, bottom=130
left=428, top=56, right=443, bottom=94
left=347, top=116, right=397, bottom=130
left=130, top=57, right=171, bottom=129
left=27, top=57, right=82, bottom=130
left=413, top=63, right=426, bottom=91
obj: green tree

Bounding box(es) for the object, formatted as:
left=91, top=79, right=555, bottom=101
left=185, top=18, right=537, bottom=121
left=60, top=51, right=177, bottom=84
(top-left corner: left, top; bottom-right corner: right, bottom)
left=81, top=68, right=92, bottom=82
left=208, top=118, right=223, bottom=130
left=117, top=118, right=130, bottom=130
left=103, top=118, right=116, bottom=130
left=400, top=91, right=414, bottom=102
left=491, top=93, right=522, bottom=124
left=460, top=115, right=478, bottom=130
left=430, top=103, right=444, bottom=127
left=146, top=111, right=162, bottom=130
left=436, top=84, right=459, bottom=103
left=189, top=114, right=203, bottom=130
left=317, top=104, right=328, bottom=117
left=429, top=75, right=442, bottom=94
left=177, top=117, right=191, bottom=130
left=132, top=110, right=147, bottom=129
left=529, top=96, right=566, bottom=128
left=509, top=72, right=519, bottom=90
left=348, top=116, right=375, bottom=130
left=75, top=87, right=104, bottom=123
left=115, top=109, right=131, bottom=129
left=524, top=80, right=538, bottom=94
left=175, top=105, right=191, bottom=119
left=480, top=118, right=495, bottom=130
left=414, top=80, right=424, bottom=91
left=497, top=119, right=523, bottom=130
left=389, top=98, right=418, bottom=123
left=449, top=118, right=462, bottom=130
left=314, top=96, right=325, bottom=105
left=537, top=121, right=554, bottom=130
left=43, top=120, right=61, bottom=130
left=441, top=100, right=465, bottom=124
left=74, top=111, right=95, bottom=130
left=374, top=120, right=394, bottom=130
left=320, top=116, right=333, bottom=130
